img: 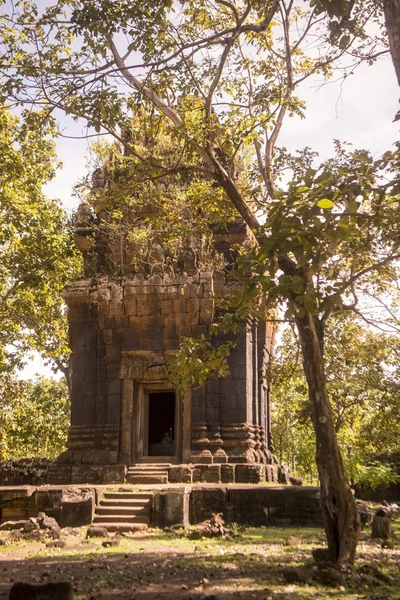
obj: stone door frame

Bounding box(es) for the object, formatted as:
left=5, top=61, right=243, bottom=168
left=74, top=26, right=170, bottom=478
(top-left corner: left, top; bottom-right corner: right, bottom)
left=134, top=381, right=181, bottom=464
left=120, top=377, right=191, bottom=465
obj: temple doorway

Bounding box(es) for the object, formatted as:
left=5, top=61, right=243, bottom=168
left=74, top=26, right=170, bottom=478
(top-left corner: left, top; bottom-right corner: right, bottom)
left=135, top=383, right=179, bottom=462
left=148, top=391, right=175, bottom=457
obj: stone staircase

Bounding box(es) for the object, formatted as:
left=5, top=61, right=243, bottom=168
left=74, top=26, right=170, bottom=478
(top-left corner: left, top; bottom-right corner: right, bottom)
left=126, top=464, right=170, bottom=484
left=92, top=489, right=152, bottom=532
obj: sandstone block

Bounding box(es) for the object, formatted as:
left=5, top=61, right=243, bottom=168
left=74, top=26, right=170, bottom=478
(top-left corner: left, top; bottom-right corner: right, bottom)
left=71, top=466, right=103, bottom=485
left=221, top=464, right=235, bottom=483
left=186, top=298, right=200, bottom=312
left=137, top=300, right=151, bottom=317
left=235, top=464, right=265, bottom=484
left=102, top=464, right=125, bottom=482
left=278, top=465, right=291, bottom=484
left=152, top=490, right=190, bottom=528
left=124, top=298, right=137, bottom=315
left=60, top=488, right=95, bottom=527
left=160, top=299, right=173, bottom=315
left=172, top=298, right=186, bottom=314
left=194, top=465, right=221, bottom=483
left=190, top=487, right=227, bottom=524
left=87, top=526, right=109, bottom=538
left=169, top=466, right=192, bottom=484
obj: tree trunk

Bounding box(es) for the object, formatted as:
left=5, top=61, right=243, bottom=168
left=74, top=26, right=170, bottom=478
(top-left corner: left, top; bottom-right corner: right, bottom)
left=384, top=0, right=400, bottom=87
left=295, top=312, right=361, bottom=566
left=55, top=357, right=72, bottom=394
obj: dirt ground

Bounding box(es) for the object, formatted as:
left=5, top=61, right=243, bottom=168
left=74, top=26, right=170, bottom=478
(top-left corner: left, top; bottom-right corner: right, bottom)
left=0, top=524, right=399, bottom=600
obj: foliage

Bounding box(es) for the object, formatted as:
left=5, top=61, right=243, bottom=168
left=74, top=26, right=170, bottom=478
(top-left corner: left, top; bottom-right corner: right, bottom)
left=270, top=320, right=400, bottom=486
left=0, top=0, right=387, bottom=197
left=170, top=336, right=235, bottom=392
left=240, top=141, right=400, bottom=321
left=0, top=103, right=81, bottom=374
left=83, top=120, right=238, bottom=276
left=0, top=374, right=70, bottom=460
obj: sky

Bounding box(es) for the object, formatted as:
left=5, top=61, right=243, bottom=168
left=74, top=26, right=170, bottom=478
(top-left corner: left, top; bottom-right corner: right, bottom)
left=43, top=53, right=399, bottom=210
left=20, top=47, right=399, bottom=380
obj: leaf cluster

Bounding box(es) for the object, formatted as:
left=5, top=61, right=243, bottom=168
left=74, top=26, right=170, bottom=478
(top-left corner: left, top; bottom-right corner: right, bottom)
left=237, top=142, right=400, bottom=322
left=0, top=374, right=70, bottom=460
left=270, top=318, right=400, bottom=485
left=0, top=103, right=82, bottom=373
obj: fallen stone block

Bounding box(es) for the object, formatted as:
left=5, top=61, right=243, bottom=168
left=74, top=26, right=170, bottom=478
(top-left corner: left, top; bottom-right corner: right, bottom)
left=49, top=527, right=61, bottom=539
left=23, top=522, right=39, bottom=533
left=86, top=526, right=109, bottom=538
left=40, top=516, right=59, bottom=530
left=1, top=520, right=34, bottom=531
left=283, top=567, right=307, bottom=584
left=371, top=515, right=392, bottom=539
left=60, top=488, right=95, bottom=527
left=46, top=540, right=66, bottom=549
left=8, top=581, right=73, bottom=599
left=102, top=539, right=120, bottom=547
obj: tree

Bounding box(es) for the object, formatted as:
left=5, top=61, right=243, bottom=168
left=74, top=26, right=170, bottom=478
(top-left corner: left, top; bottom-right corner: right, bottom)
left=0, top=103, right=81, bottom=384
left=0, top=0, right=396, bottom=564
left=311, top=0, right=400, bottom=88
left=271, top=319, right=400, bottom=486
left=0, top=374, right=70, bottom=460
left=384, top=0, right=400, bottom=87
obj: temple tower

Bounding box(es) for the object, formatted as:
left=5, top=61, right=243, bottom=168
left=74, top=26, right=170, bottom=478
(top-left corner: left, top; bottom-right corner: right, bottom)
left=61, top=166, right=278, bottom=483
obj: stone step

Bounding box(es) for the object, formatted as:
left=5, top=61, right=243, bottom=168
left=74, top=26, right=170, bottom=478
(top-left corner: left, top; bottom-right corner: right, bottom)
left=96, top=506, right=150, bottom=516
left=103, top=492, right=153, bottom=500
left=126, top=475, right=168, bottom=480
left=92, top=490, right=152, bottom=533
left=126, top=474, right=168, bottom=484
left=100, top=498, right=151, bottom=507
left=95, top=522, right=148, bottom=533
left=127, top=465, right=170, bottom=471
left=127, top=469, right=169, bottom=474
left=93, top=514, right=150, bottom=525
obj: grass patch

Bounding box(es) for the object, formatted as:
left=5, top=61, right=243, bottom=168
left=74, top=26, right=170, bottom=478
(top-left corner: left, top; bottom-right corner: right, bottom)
left=0, top=523, right=399, bottom=599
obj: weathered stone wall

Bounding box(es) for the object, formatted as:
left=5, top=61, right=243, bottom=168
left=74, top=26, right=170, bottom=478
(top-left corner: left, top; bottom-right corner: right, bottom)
left=189, top=486, right=323, bottom=527
left=0, top=459, right=125, bottom=486
left=0, top=460, right=289, bottom=486
left=0, top=486, right=97, bottom=526
left=0, top=485, right=322, bottom=528
left=62, top=271, right=275, bottom=473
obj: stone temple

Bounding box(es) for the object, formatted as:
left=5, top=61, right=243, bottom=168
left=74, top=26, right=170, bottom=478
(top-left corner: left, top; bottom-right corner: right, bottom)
left=61, top=168, right=282, bottom=485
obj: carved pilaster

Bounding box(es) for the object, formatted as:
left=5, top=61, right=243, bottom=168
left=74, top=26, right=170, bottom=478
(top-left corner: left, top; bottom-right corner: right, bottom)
left=190, top=423, right=213, bottom=463
left=220, top=423, right=259, bottom=464
left=208, top=425, right=228, bottom=463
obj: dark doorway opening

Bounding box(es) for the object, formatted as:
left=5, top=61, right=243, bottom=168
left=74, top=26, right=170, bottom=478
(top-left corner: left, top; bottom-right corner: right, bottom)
left=148, top=391, right=175, bottom=456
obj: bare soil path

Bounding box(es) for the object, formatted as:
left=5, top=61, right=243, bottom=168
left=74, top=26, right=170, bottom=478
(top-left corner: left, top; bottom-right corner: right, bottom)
left=0, top=525, right=399, bottom=599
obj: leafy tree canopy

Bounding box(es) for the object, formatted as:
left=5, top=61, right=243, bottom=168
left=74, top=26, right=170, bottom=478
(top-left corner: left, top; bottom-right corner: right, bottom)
left=271, top=318, right=400, bottom=487
left=0, top=374, right=70, bottom=460
left=0, top=103, right=81, bottom=376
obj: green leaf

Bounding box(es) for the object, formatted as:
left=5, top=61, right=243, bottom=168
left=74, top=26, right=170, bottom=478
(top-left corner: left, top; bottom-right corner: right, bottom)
left=348, top=200, right=358, bottom=214
left=339, top=34, right=351, bottom=49
left=317, top=199, right=334, bottom=209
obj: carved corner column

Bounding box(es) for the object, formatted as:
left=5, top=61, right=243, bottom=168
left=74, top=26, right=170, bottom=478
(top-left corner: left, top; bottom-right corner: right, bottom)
left=182, top=388, right=192, bottom=463
left=190, top=387, right=213, bottom=463
left=119, top=378, right=134, bottom=464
